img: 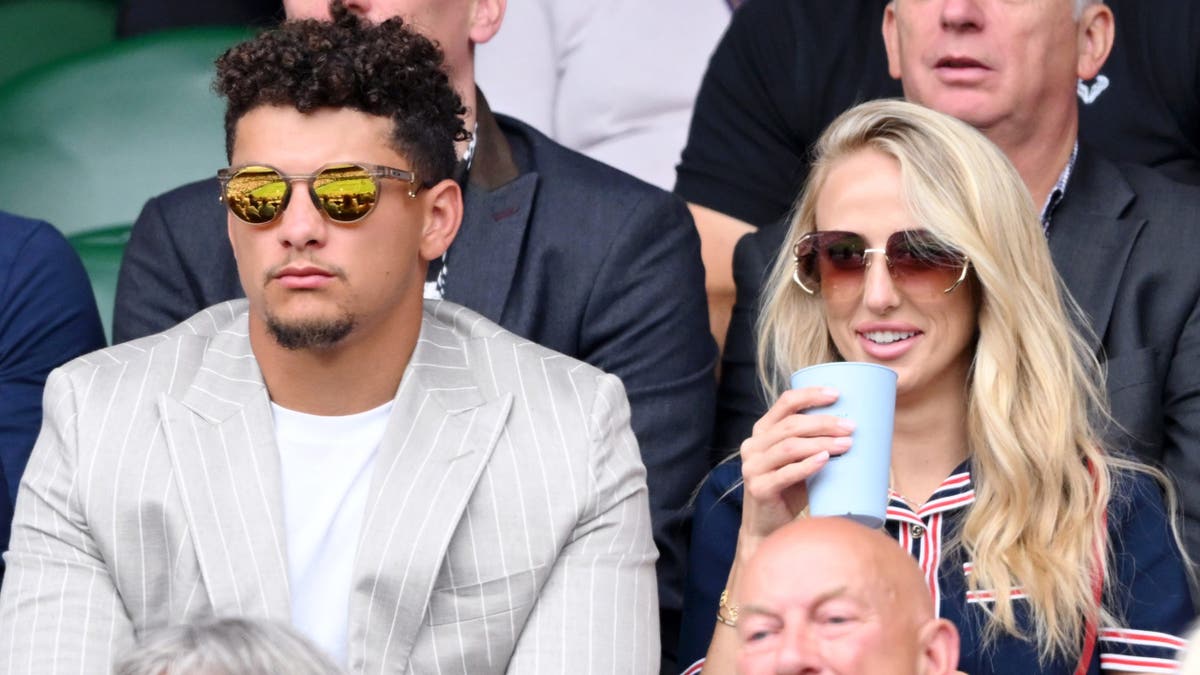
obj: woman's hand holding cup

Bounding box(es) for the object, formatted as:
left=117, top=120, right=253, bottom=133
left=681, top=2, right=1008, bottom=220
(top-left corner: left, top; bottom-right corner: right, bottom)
left=739, top=386, right=855, bottom=546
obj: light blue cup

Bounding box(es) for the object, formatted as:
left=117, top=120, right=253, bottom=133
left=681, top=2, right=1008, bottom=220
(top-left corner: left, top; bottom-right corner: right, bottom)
left=790, top=362, right=897, bottom=529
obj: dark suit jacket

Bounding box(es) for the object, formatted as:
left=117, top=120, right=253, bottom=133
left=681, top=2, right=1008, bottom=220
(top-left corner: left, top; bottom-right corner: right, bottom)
left=717, top=145, right=1200, bottom=563
left=116, top=0, right=281, bottom=37
left=0, top=213, right=106, bottom=587
left=113, top=104, right=716, bottom=664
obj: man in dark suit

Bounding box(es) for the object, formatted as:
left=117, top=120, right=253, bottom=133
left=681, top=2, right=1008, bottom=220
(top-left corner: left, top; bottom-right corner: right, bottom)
left=113, top=1, right=715, bottom=666
left=718, top=0, right=1200, bottom=567
left=0, top=211, right=106, bottom=587
left=116, top=0, right=282, bottom=37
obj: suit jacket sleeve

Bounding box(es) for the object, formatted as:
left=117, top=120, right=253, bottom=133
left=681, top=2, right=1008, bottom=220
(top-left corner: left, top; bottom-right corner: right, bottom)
left=579, top=191, right=716, bottom=654
left=0, top=220, right=105, bottom=507
left=113, top=194, right=203, bottom=343
left=713, top=228, right=776, bottom=456
left=0, top=368, right=136, bottom=673
left=1163, top=294, right=1200, bottom=563
left=509, top=374, right=660, bottom=673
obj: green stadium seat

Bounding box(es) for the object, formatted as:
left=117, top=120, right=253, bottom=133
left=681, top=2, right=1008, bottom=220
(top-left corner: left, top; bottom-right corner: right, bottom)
left=0, top=27, right=251, bottom=237
left=67, top=223, right=131, bottom=342
left=0, top=0, right=117, bottom=85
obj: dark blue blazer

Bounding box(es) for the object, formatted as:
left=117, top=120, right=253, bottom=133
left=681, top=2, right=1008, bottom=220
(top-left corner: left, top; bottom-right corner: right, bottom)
left=0, top=212, right=106, bottom=584
left=113, top=107, right=717, bottom=664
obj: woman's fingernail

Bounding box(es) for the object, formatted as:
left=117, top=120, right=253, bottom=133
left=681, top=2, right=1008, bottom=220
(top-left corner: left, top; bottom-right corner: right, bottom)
left=834, top=437, right=853, bottom=448
left=820, top=387, right=839, bottom=398
left=813, top=450, right=831, bottom=463
left=837, top=418, right=856, bottom=431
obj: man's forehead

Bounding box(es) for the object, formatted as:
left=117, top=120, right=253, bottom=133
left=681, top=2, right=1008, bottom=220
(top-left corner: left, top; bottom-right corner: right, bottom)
left=231, top=106, right=402, bottom=167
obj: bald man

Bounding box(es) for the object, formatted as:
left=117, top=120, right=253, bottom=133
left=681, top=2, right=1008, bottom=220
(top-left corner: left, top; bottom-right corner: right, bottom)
left=735, top=518, right=959, bottom=675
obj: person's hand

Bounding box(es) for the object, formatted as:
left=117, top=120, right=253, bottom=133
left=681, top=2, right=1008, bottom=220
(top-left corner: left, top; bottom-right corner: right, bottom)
left=739, top=387, right=855, bottom=545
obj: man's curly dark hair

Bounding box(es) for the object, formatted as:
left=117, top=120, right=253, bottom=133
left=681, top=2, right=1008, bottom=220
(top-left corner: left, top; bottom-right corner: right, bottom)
left=214, top=0, right=469, bottom=184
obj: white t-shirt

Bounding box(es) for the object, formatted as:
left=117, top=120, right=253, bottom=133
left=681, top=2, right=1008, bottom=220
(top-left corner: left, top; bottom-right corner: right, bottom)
left=272, top=399, right=394, bottom=666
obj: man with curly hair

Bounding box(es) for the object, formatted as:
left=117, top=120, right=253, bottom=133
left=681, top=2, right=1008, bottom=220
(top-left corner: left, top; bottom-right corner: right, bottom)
left=113, top=3, right=714, bottom=667
left=0, top=10, right=659, bottom=673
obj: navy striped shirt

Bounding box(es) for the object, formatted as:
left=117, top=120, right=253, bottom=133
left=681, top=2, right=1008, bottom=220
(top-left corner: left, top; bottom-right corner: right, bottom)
left=679, top=460, right=1193, bottom=674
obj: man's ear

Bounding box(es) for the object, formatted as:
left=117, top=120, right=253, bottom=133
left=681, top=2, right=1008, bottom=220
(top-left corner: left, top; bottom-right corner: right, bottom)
left=418, top=178, right=463, bottom=261
left=881, top=2, right=903, bottom=80
left=916, top=618, right=960, bottom=675
left=469, top=0, right=505, bottom=45
left=1076, top=2, right=1114, bottom=81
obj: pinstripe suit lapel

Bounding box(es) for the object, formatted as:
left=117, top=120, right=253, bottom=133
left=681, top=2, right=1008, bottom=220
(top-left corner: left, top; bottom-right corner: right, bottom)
left=159, top=314, right=292, bottom=621
left=350, top=308, right=513, bottom=673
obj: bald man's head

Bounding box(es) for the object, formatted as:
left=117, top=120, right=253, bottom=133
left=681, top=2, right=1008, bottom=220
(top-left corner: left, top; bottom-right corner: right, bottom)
left=736, top=518, right=959, bottom=675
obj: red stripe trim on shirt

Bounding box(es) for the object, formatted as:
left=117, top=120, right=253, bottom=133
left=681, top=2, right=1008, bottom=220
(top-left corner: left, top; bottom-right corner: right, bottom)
left=1099, top=654, right=1180, bottom=672
left=918, top=490, right=976, bottom=517
left=933, top=472, right=971, bottom=490
left=919, top=514, right=942, bottom=614
left=886, top=507, right=924, bottom=527
left=1099, top=628, right=1188, bottom=650
left=682, top=657, right=705, bottom=675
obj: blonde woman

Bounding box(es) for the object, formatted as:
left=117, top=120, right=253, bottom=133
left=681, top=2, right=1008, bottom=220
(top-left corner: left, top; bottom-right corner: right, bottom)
left=676, top=100, right=1193, bottom=674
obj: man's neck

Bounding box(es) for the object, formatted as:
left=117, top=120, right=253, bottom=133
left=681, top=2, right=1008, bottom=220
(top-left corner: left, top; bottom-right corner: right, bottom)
left=983, top=111, right=1079, bottom=211
left=250, top=302, right=423, bottom=416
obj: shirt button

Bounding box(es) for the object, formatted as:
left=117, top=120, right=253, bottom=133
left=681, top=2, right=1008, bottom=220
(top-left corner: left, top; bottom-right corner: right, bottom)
left=911, top=524, right=925, bottom=538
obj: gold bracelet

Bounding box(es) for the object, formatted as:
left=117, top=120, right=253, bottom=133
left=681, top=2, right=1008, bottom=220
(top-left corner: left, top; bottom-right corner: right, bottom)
left=718, top=588, right=739, bottom=627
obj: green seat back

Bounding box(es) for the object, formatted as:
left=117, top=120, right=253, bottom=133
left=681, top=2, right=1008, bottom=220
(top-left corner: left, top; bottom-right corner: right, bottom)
left=0, top=0, right=117, bottom=85
left=0, top=27, right=251, bottom=237
left=67, top=223, right=132, bottom=342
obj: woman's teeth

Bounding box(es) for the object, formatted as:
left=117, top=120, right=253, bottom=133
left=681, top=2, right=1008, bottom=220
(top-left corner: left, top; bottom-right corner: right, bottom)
left=864, top=330, right=917, bottom=344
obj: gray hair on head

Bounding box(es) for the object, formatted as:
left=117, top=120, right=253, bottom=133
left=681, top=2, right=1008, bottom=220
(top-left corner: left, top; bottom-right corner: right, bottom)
left=113, top=618, right=346, bottom=675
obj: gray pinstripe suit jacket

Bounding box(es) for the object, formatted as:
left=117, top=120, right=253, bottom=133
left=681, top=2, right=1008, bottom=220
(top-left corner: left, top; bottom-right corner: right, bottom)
left=0, top=299, right=659, bottom=674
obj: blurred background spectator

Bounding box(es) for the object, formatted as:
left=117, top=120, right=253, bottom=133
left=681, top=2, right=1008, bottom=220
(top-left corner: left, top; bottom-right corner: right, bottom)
left=475, top=0, right=729, bottom=191
left=0, top=211, right=105, bottom=587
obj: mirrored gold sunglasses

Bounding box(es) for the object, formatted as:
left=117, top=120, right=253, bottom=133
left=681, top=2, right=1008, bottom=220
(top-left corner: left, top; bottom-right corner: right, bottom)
left=217, top=162, right=421, bottom=225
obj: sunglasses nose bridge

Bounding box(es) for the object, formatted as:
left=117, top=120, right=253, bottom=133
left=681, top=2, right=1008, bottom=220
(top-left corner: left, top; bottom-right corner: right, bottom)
left=861, top=247, right=888, bottom=271
left=273, top=176, right=332, bottom=243
left=860, top=247, right=903, bottom=310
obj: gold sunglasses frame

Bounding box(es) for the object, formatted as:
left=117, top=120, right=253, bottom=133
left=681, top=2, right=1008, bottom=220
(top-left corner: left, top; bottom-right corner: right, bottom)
left=790, top=230, right=970, bottom=296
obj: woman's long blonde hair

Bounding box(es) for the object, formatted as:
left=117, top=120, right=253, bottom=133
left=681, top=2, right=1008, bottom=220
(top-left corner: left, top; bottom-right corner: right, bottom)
left=757, top=99, right=1161, bottom=662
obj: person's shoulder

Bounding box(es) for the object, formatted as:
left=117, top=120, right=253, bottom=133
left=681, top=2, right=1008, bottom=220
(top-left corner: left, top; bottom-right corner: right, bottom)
left=52, top=300, right=249, bottom=387
left=424, top=298, right=607, bottom=378
left=733, top=0, right=872, bottom=29
left=0, top=210, right=53, bottom=241
left=725, top=0, right=888, bottom=52
left=1115, top=161, right=1200, bottom=212
left=1108, top=464, right=1170, bottom=521
left=140, top=177, right=224, bottom=224
left=1076, top=148, right=1200, bottom=214
left=497, top=113, right=684, bottom=206
left=0, top=212, right=76, bottom=275
left=422, top=299, right=617, bottom=412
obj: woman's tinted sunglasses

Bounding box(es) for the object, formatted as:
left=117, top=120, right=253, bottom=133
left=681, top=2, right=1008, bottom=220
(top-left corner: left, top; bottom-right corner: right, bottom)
left=792, top=230, right=970, bottom=299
